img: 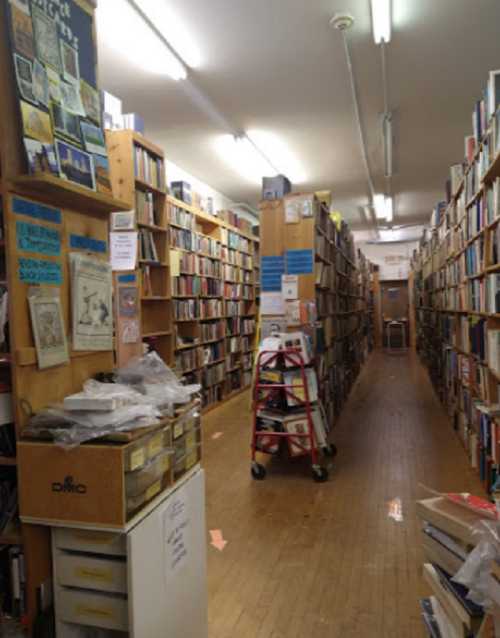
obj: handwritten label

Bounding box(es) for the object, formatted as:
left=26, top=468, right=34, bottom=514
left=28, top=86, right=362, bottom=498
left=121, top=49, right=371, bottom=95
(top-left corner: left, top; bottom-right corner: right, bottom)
left=70, top=234, right=107, bottom=254
left=16, top=220, right=61, bottom=256
left=18, top=257, right=62, bottom=284
left=12, top=197, right=62, bottom=224
left=164, top=493, right=189, bottom=574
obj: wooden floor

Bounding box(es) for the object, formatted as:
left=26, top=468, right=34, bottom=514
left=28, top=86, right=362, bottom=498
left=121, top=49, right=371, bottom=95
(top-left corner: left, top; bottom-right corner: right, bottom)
left=202, top=350, right=484, bottom=638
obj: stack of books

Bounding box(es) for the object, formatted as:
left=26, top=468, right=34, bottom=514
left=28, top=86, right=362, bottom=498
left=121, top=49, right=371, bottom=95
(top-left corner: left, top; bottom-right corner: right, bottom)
left=417, top=495, right=489, bottom=636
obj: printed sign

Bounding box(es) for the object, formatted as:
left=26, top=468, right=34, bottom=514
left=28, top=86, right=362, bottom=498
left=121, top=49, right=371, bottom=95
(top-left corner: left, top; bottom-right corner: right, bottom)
left=12, top=196, right=62, bottom=224
left=16, top=220, right=61, bottom=256
left=286, top=249, right=314, bottom=275
left=70, top=234, right=107, bottom=254
left=18, top=257, right=62, bottom=284
left=261, top=255, right=285, bottom=292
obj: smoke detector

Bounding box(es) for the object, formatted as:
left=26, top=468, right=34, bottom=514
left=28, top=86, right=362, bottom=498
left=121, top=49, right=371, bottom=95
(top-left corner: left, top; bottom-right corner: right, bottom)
left=330, top=13, right=355, bottom=31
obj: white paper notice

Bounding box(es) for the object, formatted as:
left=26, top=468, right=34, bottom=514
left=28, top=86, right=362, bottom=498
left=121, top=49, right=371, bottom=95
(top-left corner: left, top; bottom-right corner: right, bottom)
left=110, top=232, right=138, bottom=271
left=282, top=275, right=298, bottom=300
left=261, top=292, right=285, bottom=316
left=163, top=491, right=190, bottom=575
left=285, top=200, right=300, bottom=224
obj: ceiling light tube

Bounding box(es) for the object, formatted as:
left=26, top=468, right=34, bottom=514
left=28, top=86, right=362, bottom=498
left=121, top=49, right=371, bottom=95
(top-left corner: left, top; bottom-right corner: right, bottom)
left=370, top=0, right=391, bottom=44
left=96, top=0, right=187, bottom=80
left=385, top=196, right=393, bottom=222
left=383, top=113, right=393, bottom=178
left=373, top=193, right=386, bottom=219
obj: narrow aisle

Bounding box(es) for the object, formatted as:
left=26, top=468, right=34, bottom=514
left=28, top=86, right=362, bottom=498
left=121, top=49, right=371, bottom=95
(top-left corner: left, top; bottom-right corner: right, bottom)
left=202, top=351, right=483, bottom=638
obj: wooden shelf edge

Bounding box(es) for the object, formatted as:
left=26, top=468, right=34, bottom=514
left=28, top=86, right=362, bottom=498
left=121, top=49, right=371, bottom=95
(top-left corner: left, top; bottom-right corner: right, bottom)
left=9, top=174, right=131, bottom=214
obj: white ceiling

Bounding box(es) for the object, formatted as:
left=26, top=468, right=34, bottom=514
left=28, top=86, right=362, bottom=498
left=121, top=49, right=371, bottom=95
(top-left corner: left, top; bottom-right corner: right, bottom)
left=97, top=0, right=500, bottom=230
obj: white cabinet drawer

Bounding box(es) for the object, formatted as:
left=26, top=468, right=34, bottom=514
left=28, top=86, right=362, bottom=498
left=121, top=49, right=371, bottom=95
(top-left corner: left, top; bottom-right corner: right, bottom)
left=56, top=550, right=127, bottom=594
left=54, top=528, right=127, bottom=557
left=58, top=587, right=128, bottom=632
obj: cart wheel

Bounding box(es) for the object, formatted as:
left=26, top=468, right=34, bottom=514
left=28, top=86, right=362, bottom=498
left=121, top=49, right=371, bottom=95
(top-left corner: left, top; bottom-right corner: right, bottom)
left=323, top=444, right=337, bottom=458
left=251, top=463, right=266, bottom=481
left=312, top=466, right=329, bottom=483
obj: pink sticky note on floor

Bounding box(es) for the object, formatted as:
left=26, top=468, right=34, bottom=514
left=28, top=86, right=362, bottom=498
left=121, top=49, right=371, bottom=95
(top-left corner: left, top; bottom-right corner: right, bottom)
left=209, top=529, right=227, bottom=551
left=212, top=432, right=223, bottom=440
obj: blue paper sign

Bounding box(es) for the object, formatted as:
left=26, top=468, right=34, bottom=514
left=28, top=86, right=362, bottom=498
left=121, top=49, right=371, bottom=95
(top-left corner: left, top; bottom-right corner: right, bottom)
left=261, top=255, right=285, bottom=292
left=118, top=274, right=137, bottom=284
left=16, top=221, right=61, bottom=256
left=12, top=197, right=62, bottom=225
left=70, top=234, right=107, bottom=254
left=18, top=258, right=62, bottom=285
left=286, top=249, right=314, bottom=275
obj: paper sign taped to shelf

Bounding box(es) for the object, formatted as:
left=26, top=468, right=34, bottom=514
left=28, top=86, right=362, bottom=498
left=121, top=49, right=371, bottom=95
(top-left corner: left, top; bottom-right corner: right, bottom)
left=18, top=257, right=62, bottom=285
left=118, top=273, right=136, bottom=284
left=282, top=275, right=298, bottom=300
left=163, top=487, right=190, bottom=575
left=16, top=220, right=61, bottom=256
left=110, top=232, right=137, bottom=271
left=285, top=200, right=300, bottom=224
left=12, top=197, right=62, bottom=225
left=170, top=250, right=181, bottom=278
left=261, top=292, right=285, bottom=316
left=286, top=249, right=313, bottom=275
left=111, top=211, right=135, bottom=231
left=261, top=255, right=285, bottom=292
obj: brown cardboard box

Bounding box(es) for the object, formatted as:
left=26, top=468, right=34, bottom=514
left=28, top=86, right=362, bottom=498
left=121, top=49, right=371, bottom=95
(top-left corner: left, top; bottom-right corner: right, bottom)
left=18, top=430, right=173, bottom=529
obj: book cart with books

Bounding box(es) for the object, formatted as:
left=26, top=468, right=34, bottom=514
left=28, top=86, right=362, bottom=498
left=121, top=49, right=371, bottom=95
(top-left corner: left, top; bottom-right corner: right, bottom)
left=106, top=129, right=173, bottom=366
left=167, top=196, right=260, bottom=411
left=259, top=193, right=372, bottom=436
left=412, top=69, right=500, bottom=498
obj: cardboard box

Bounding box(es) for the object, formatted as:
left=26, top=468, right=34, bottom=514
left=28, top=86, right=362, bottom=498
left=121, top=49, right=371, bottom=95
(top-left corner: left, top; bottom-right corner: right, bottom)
left=18, top=427, right=173, bottom=529
left=262, top=175, right=291, bottom=200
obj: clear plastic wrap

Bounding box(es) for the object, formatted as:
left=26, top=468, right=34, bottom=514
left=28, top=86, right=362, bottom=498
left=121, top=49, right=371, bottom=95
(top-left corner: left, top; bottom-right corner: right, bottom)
left=23, top=403, right=161, bottom=449
left=452, top=519, right=500, bottom=629
left=115, top=352, right=200, bottom=407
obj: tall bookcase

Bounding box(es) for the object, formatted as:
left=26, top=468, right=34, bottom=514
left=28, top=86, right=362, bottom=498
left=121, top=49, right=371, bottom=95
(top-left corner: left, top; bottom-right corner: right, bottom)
left=168, top=196, right=259, bottom=410
left=412, top=87, right=500, bottom=495
left=106, top=130, right=174, bottom=366
left=259, top=193, right=371, bottom=426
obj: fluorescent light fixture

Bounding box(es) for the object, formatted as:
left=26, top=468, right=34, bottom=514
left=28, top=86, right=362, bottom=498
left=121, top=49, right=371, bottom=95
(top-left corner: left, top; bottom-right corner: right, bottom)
left=246, top=130, right=307, bottom=184
left=385, top=195, right=393, bottom=222
left=215, top=135, right=276, bottom=184
left=96, top=0, right=187, bottom=80
left=383, top=113, right=393, bottom=178
left=373, top=193, right=386, bottom=219
left=373, top=193, right=393, bottom=221
left=133, top=0, right=201, bottom=68
left=370, top=0, right=391, bottom=44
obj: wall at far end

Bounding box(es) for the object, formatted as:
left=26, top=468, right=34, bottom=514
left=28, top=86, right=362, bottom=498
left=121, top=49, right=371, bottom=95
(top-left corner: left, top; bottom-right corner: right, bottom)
left=356, top=241, right=418, bottom=281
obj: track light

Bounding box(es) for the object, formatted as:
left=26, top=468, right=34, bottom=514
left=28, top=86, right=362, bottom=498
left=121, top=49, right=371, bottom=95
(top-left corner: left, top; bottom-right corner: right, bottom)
left=370, top=0, right=391, bottom=44
left=373, top=194, right=393, bottom=222
left=383, top=113, right=393, bottom=178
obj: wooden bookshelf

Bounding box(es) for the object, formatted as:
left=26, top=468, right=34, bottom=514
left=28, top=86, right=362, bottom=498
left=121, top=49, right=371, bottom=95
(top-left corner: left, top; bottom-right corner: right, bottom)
left=167, top=195, right=259, bottom=410
left=412, top=97, right=500, bottom=496
left=106, top=130, right=173, bottom=366
left=259, top=193, right=372, bottom=425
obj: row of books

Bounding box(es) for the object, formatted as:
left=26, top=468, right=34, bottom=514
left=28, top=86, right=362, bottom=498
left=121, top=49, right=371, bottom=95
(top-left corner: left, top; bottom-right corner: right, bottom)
left=136, top=190, right=161, bottom=227
left=178, top=254, right=221, bottom=279
left=139, top=229, right=160, bottom=262
left=217, top=210, right=254, bottom=234
left=221, top=248, right=253, bottom=269
left=464, top=237, right=484, bottom=276
left=169, top=205, right=195, bottom=231
left=224, top=283, right=253, bottom=300
left=134, top=144, right=164, bottom=190
left=201, top=321, right=225, bottom=342
left=172, top=275, right=222, bottom=297
left=220, top=228, right=251, bottom=253
left=202, top=362, right=225, bottom=388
